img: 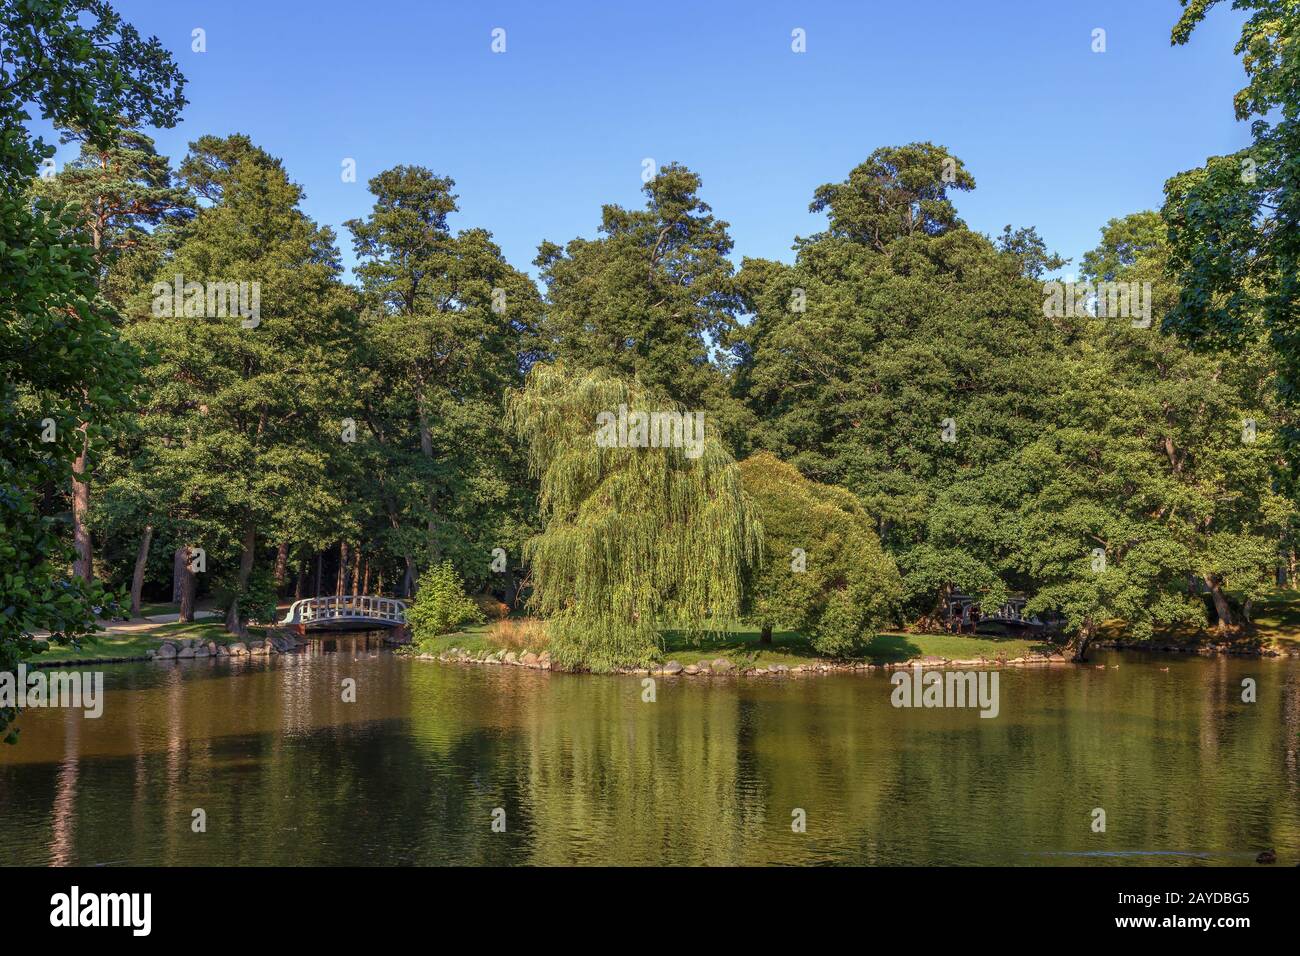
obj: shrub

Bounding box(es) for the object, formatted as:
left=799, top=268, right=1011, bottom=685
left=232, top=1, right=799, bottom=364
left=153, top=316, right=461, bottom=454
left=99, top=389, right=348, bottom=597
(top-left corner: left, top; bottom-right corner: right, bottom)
left=408, top=561, right=484, bottom=642
left=214, top=567, right=278, bottom=627
left=488, top=617, right=549, bottom=652
left=739, top=452, right=903, bottom=655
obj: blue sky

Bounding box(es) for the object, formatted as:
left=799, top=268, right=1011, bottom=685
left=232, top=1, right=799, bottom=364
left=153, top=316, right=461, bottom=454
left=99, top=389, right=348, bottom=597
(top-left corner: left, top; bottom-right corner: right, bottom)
left=50, top=1, right=1252, bottom=282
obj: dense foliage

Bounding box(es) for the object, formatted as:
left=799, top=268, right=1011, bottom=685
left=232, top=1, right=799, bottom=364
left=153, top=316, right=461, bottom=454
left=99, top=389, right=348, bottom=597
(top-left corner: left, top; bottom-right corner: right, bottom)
left=408, top=561, right=484, bottom=645
left=508, top=364, right=761, bottom=670
left=5, top=0, right=1299, bottom=721
left=739, top=453, right=902, bottom=655
left=1, top=0, right=184, bottom=740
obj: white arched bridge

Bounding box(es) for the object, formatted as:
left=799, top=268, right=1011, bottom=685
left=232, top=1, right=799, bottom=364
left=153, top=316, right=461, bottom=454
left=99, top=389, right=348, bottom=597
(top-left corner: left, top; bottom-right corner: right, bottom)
left=279, top=595, right=408, bottom=631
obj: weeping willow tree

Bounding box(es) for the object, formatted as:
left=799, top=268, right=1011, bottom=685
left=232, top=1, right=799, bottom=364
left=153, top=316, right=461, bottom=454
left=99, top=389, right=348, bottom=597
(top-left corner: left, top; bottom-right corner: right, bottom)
left=507, top=363, right=762, bottom=670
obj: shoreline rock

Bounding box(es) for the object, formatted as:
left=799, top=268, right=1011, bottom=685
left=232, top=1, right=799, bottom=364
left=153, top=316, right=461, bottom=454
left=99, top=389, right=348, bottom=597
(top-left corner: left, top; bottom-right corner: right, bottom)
left=407, top=647, right=1090, bottom=677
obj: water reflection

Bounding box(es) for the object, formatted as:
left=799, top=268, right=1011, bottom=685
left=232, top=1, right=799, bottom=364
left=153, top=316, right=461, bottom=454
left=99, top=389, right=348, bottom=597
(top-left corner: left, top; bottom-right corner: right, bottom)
left=0, top=640, right=1296, bottom=866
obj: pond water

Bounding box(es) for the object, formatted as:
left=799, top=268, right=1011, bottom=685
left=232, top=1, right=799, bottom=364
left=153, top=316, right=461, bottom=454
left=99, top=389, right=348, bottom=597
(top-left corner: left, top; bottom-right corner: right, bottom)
left=1, top=635, right=1297, bottom=865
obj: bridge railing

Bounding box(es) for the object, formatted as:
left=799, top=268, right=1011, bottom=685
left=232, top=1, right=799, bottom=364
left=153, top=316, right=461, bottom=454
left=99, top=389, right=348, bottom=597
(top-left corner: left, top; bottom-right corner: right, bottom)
left=279, top=595, right=408, bottom=627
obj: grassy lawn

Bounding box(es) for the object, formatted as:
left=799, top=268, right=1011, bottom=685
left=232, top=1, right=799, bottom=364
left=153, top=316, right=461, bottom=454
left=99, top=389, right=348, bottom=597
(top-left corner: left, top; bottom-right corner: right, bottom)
left=1247, top=589, right=1300, bottom=649
left=23, top=621, right=269, bottom=664
left=422, top=620, right=1051, bottom=669
left=411, top=624, right=496, bottom=658
left=661, top=627, right=1048, bottom=667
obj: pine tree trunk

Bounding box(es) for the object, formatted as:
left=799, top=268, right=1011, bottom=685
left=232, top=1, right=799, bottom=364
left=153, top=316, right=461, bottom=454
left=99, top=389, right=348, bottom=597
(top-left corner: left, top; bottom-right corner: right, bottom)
left=295, top=563, right=305, bottom=600
left=273, top=541, right=289, bottom=593
left=760, top=623, right=773, bottom=644
left=173, top=546, right=185, bottom=602
left=362, top=558, right=371, bottom=595
left=225, top=527, right=255, bottom=636
left=336, top=541, right=349, bottom=595
left=403, top=555, right=417, bottom=597
left=177, top=546, right=196, bottom=623
left=417, top=397, right=440, bottom=565
left=71, top=426, right=92, bottom=583
left=129, top=524, right=153, bottom=617
left=351, top=546, right=361, bottom=594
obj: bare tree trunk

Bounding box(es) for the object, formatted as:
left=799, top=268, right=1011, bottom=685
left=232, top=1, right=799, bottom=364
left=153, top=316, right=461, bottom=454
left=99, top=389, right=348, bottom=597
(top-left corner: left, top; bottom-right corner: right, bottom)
left=177, top=546, right=196, bottom=623
left=403, top=555, right=417, bottom=597
left=1063, top=618, right=1096, bottom=662
left=225, top=527, right=255, bottom=636
left=295, top=563, right=305, bottom=601
left=129, top=524, right=153, bottom=617
left=362, top=558, right=371, bottom=595
left=273, top=541, right=289, bottom=594
left=417, top=397, right=440, bottom=565
left=336, top=541, right=349, bottom=595
left=315, top=551, right=323, bottom=597
left=351, top=545, right=361, bottom=594
left=1204, top=574, right=1234, bottom=633
left=760, top=623, right=773, bottom=645
left=71, top=425, right=92, bottom=583
left=173, top=546, right=184, bottom=602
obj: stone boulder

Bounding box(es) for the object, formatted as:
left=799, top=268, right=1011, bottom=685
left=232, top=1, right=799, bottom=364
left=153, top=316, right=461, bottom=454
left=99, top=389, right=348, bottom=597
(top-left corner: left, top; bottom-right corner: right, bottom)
left=228, top=642, right=248, bottom=656
left=711, top=658, right=732, bottom=673
left=177, top=646, right=195, bottom=659
left=155, top=642, right=178, bottom=660
left=663, top=661, right=683, bottom=675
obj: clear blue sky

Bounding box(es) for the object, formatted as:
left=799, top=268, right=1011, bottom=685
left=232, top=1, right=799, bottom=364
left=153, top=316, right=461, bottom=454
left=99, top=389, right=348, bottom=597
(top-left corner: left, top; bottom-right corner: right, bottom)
left=57, top=0, right=1252, bottom=282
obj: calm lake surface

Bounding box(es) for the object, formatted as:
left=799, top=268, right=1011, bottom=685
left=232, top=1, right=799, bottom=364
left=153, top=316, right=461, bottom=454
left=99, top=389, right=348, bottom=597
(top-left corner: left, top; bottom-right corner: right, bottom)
left=1, top=635, right=1297, bottom=866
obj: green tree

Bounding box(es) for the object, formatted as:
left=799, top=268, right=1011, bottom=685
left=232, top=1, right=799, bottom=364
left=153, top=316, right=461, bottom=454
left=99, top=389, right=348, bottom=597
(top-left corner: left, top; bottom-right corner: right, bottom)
left=32, top=122, right=193, bottom=589
left=735, top=145, right=1064, bottom=622
left=345, top=166, right=540, bottom=594
left=1, top=0, right=184, bottom=741
left=535, top=163, right=750, bottom=443
left=127, top=134, right=356, bottom=634
left=738, top=452, right=902, bottom=654
left=507, top=363, right=761, bottom=670
left=1019, top=213, right=1288, bottom=659
left=1165, top=1, right=1300, bottom=457
left=808, top=142, right=975, bottom=250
